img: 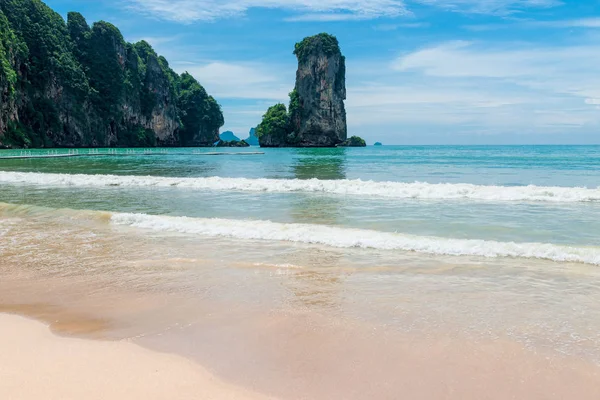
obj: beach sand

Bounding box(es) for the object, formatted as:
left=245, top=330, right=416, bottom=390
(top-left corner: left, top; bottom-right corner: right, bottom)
left=3, top=306, right=600, bottom=400
left=0, top=313, right=273, bottom=400
left=3, top=214, right=600, bottom=399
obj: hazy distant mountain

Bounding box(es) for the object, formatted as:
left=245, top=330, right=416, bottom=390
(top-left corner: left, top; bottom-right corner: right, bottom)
left=220, top=131, right=241, bottom=142
left=245, top=128, right=259, bottom=146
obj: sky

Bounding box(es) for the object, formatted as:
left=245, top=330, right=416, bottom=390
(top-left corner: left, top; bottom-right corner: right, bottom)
left=44, top=0, right=600, bottom=144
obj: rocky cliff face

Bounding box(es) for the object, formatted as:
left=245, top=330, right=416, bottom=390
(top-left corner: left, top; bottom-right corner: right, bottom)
left=122, top=45, right=180, bottom=147
left=0, top=11, right=20, bottom=146
left=258, top=33, right=347, bottom=148
left=0, top=0, right=222, bottom=149
left=290, top=34, right=347, bottom=147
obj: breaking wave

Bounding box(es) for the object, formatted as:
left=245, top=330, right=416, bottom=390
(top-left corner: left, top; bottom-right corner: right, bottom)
left=1, top=171, right=600, bottom=203
left=111, top=213, right=600, bottom=266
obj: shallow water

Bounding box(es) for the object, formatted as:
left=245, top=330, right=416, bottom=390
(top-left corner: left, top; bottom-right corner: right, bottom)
left=2, top=146, right=600, bottom=398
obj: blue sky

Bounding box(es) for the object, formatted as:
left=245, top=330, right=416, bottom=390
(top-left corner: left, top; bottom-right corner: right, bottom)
left=45, top=0, right=600, bottom=144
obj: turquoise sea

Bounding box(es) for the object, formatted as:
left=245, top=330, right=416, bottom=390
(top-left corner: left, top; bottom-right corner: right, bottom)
left=1, top=145, right=600, bottom=249
left=1, top=145, right=600, bottom=399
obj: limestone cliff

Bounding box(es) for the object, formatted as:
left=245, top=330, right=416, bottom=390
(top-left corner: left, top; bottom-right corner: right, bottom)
left=289, top=33, right=347, bottom=147
left=258, top=33, right=347, bottom=148
left=0, top=9, right=21, bottom=146
left=0, top=0, right=223, bottom=148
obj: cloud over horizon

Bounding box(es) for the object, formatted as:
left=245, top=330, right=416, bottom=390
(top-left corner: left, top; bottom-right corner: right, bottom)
left=126, top=0, right=564, bottom=23
left=127, top=0, right=410, bottom=23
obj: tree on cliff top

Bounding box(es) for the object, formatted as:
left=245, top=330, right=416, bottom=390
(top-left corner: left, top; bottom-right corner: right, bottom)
left=293, top=33, right=341, bottom=62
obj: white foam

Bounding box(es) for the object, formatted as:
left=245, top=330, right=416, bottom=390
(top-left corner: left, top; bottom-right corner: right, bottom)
left=1, top=171, right=600, bottom=203
left=111, top=213, right=600, bottom=266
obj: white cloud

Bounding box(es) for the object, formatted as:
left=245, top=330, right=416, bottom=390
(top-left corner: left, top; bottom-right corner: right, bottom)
left=126, top=0, right=409, bottom=23
left=394, top=41, right=559, bottom=78
left=415, top=0, right=561, bottom=16
left=129, top=35, right=182, bottom=47
left=533, top=17, right=600, bottom=28
left=464, top=17, right=600, bottom=31
left=172, top=61, right=293, bottom=100
left=344, top=78, right=567, bottom=129
left=563, top=17, right=600, bottom=28
left=393, top=40, right=600, bottom=99
left=125, top=0, right=567, bottom=23
left=285, top=13, right=371, bottom=22
left=338, top=39, right=600, bottom=137
left=373, top=22, right=430, bottom=30
left=220, top=106, right=270, bottom=135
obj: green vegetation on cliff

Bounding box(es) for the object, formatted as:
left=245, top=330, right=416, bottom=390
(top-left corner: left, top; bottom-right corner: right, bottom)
left=293, top=33, right=341, bottom=63
left=0, top=11, right=22, bottom=96
left=0, top=0, right=223, bottom=148
left=177, top=72, right=224, bottom=146
left=338, top=136, right=366, bottom=147
left=256, top=103, right=290, bottom=142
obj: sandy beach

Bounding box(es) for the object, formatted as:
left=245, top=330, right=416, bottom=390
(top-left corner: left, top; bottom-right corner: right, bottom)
left=3, top=208, right=600, bottom=399
left=0, top=313, right=273, bottom=400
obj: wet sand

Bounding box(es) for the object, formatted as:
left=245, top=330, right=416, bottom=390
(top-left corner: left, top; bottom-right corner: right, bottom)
left=138, top=309, right=600, bottom=400
left=3, top=209, right=600, bottom=399
left=0, top=313, right=273, bottom=400
left=3, top=299, right=600, bottom=400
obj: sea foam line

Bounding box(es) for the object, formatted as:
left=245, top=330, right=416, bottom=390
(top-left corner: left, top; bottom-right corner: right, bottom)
left=111, top=213, right=600, bottom=266
left=1, top=171, right=599, bottom=203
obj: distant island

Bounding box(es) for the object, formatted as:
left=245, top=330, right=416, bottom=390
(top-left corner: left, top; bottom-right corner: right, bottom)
left=244, top=128, right=259, bottom=146
left=256, top=33, right=365, bottom=148
left=218, top=129, right=258, bottom=146
left=0, top=0, right=223, bottom=149
left=219, top=131, right=241, bottom=142
left=374, top=142, right=383, bottom=146
left=215, top=131, right=247, bottom=147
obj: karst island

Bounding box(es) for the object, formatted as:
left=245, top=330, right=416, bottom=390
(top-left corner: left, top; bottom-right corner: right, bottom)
left=257, top=33, right=365, bottom=148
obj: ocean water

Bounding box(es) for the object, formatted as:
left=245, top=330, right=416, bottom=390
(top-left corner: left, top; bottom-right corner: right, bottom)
left=2, top=145, right=600, bottom=398
left=1, top=146, right=600, bottom=252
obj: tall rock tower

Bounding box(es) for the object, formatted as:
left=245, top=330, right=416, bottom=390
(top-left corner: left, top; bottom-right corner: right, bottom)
left=290, top=33, right=347, bottom=147
left=257, top=33, right=348, bottom=148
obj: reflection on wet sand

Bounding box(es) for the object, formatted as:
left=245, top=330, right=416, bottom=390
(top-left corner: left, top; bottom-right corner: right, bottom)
left=278, top=251, right=348, bottom=311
